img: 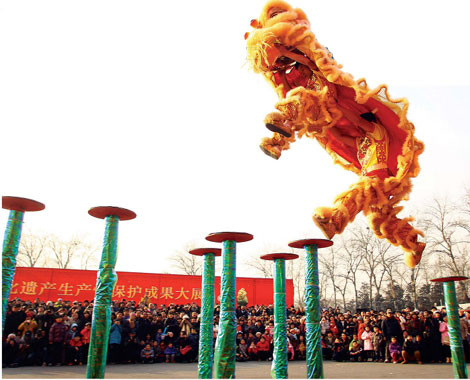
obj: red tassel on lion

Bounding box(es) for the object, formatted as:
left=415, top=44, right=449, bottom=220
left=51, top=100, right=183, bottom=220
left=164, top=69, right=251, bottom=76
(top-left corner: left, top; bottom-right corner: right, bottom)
left=246, top=0, right=425, bottom=268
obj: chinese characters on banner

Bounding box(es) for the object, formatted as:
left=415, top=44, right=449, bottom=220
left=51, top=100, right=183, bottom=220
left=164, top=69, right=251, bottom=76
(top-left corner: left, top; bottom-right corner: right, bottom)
left=10, top=267, right=294, bottom=306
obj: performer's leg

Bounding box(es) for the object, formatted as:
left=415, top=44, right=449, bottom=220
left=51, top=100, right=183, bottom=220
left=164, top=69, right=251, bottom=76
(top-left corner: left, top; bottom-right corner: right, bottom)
left=368, top=207, right=425, bottom=267
left=313, top=183, right=365, bottom=239
left=260, top=132, right=295, bottom=160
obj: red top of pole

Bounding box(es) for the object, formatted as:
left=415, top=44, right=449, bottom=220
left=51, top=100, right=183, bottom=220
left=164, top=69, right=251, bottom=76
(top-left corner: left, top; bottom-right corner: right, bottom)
left=88, top=206, right=136, bottom=221
left=288, top=238, right=333, bottom=249
left=2, top=196, right=45, bottom=212
left=260, top=253, right=299, bottom=261
left=205, top=232, right=253, bottom=243
left=431, top=276, right=469, bottom=283
left=189, top=248, right=222, bottom=257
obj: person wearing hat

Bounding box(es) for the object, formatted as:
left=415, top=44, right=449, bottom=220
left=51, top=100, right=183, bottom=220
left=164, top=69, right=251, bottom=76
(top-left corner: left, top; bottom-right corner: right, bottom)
left=47, top=315, right=68, bottom=366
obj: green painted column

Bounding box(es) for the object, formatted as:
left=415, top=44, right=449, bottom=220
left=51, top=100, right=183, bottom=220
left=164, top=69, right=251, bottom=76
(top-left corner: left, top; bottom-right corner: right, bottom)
left=2, top=196, right=45, bottom=333
left=86, top=215, right=119, bottom=378
left=2, top=210, right=24, bottom=330
left=443, top=281, right=468, bottom=379
left=214, top=240, right=237, bottom=379
left=199, top=253, right=216, bottom=378
left=260, top=253, right=298, bottom=379
left=272, top=258, right=288, bottom=379
left=86, top=206, right=136, bottom=379
left=289, top=239, right=332, bottom=379
left=189, top=248, right=221, bottom=379
left=304, top=244, right=323, bottom=379
left=206, top=232, right=253, bottom=379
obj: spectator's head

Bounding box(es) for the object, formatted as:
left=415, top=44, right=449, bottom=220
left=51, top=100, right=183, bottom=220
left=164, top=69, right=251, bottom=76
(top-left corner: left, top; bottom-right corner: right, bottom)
left=55, top=315, right=63, bottom=323
left=390, top=336, right=398, bottom=344
left=145, top=343, right=151, bottom=350
left=85, top=322, right=91, bottom=329
left=415, top=334, right=422, bottom=342
left=73, top=334, right=81, bottom=342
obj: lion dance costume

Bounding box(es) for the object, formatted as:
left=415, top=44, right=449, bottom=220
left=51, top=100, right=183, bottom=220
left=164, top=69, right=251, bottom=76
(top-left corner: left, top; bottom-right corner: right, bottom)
left=245, top=0, right=425, bottom=268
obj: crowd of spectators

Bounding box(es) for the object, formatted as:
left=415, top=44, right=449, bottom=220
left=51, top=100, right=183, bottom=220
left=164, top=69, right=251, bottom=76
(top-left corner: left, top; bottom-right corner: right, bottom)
left=3, top=298, right=470, bottom=368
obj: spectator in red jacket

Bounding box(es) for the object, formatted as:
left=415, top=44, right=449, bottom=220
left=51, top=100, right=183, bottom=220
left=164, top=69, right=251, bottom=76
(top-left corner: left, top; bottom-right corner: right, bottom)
left=80, top=322, right=92, bottom=364
left=66, top=334, right=83, bottom=366
left=256, top=336, right=271, bottom=361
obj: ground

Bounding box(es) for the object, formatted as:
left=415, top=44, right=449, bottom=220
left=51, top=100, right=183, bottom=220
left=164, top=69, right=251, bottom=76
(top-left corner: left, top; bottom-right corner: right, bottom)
left=2, top=361, right=467, bottom=379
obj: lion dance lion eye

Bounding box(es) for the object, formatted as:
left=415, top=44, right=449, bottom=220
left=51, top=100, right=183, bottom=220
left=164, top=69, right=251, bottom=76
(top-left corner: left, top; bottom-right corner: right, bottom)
left=268, top=7, right=286, bottom=18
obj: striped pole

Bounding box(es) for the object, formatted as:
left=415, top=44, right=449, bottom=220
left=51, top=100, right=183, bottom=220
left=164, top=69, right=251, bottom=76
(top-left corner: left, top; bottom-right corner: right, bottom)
left=2, top=196, right=45, bottom=331
left=431, top=276, right=468, bottom=379
left=189, top=248, right=222, bottom=379
left=260, top=253, right=298, bottom=379
left=86, top=206, right=136, bottom=379
left=289, top=239, right=333, bottom=379
left=206, top=232, right=253, bottom=379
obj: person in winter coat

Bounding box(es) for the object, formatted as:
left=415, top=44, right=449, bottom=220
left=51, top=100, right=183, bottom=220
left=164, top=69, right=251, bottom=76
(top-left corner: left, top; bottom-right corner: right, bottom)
left=439, top=316, right=451, bottom=363
left=372, top=326, right=384, bottom=362
left=382, top=310, right=402, bottom=362
left=402, top=334, right=422, bottom=364
left=80, top=322, right=92, bottom=364
left=163, top=342, right=177, bottom=363
left=256, top=336, right=271, bottom=361
left=66, top=334, right=83, bottom=365
left=48, top=315, right=68, bottom=366
left=388, top=337, right=403, bottom=363
left=361, top=325, right=374, bottom=362
left=140, top=343, right=154, bottom=364
left=248, top=341, right=258, bottom=361
left=349, top=341, right=363, bottom=362
left=109, top=320, right=122, bottom=364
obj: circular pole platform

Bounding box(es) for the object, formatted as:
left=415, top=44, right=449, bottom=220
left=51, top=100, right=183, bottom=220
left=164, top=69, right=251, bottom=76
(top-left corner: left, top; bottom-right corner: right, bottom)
left=431, top=276, right=469, bottom=282
left=260, top=253, right=299, bottom=261
left=189, top=248, right=222, bottom=257
left=88, top=206, right=136, bottom=221
left=2, top=196, right=45, bottom=212
left=205, top=231, right=253, bottom=243
left=288, top=238, right=333, bottom=249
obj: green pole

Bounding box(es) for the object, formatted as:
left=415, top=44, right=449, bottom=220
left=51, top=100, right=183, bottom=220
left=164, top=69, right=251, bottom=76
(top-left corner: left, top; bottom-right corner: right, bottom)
left=214, top=240, right=237, bottom=379
left=199, top=253, right=216, bottom=379
left=304, top=244, right=323, bottom=379
left=272, top=258, right=288, bottom=379
left=443, top=281, right=468, bottom=379
left=206, top=232, right=253, bottom=380
left=86, top=215, right=119, bottom=379
left=2, top=210, right=24, bottom=331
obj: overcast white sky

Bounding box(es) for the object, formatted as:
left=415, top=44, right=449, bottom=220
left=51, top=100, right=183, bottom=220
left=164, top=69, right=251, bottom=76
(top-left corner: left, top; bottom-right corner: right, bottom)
left=1, top=0, right=470, bottom=276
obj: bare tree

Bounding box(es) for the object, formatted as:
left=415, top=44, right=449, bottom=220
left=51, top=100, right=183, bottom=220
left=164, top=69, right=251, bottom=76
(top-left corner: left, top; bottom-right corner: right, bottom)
left=48, top=235, right=86, bottom=269
left=339, top=235, right=363, bottom=311
left=170, top=241, right=202, bottom=276
left=287, top=254, right=306, bottom=307
left=17, top=230, right=49, bottom=267
left=79, top=243, right=99, bottom=270
left=246, top=256, right=273, bottom=278
left=349, top=224, right=386, bottom=309
left=423, top=198, right=470, bottom=300
left=319, top=246, right=341, bottom=308
left=378, top=245, right=402, bottom=310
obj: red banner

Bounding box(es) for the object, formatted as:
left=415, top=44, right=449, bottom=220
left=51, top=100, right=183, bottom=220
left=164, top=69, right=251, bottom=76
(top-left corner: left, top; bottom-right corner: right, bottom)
left=10, top=267, right=294, bottom=307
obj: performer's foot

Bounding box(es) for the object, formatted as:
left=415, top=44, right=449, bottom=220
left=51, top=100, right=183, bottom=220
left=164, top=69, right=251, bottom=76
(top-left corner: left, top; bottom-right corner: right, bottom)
left=259, top=141, right=281, bottom=160
left=264, top=112, right=292, bottom=137
left=404, top=242, right=425, bottom=268
left=313, top=211, right=336, bottom=240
